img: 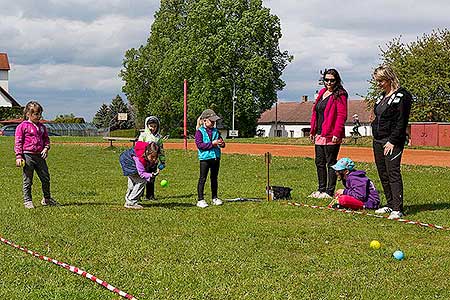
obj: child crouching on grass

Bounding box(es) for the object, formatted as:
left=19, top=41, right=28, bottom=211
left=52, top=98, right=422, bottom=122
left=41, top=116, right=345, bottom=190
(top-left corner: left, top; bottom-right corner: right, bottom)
left=119, top=141, right=161, bottom=209
left=328, top=157, right=380, bottom=210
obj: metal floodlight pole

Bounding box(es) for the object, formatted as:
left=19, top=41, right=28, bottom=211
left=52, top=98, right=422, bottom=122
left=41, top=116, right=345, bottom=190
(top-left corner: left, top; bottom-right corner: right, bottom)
left=183, top=79, right=188, bottom=150
left=232, top=82, right=236, bottom=131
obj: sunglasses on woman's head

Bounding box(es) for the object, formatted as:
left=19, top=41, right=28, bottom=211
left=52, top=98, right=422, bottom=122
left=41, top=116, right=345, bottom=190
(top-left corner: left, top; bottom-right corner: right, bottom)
left=324, top=78, right=336, bottom=83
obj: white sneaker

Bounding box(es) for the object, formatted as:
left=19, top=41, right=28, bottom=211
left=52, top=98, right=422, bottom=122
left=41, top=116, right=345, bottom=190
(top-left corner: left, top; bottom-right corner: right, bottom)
left=375, top=207, right=393, bottom=214
left=24, top=201, right=35, bottom=209
left=212, top=198, right=223, bottom=206
left=196, top=200, right=209, bottom=208
left=124, top=203, right=143, bottom=209
left=308, top=191, right=322, bottom=198
left=319, top=192, right=332, bottom=199
left=388, top=211, right=404, bottom=220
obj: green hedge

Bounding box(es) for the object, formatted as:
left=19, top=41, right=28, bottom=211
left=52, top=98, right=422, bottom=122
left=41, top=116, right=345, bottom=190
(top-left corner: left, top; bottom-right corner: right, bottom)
left=110, top=128, right=139, bottom=138
left=0, top=107, right=23, bottom=121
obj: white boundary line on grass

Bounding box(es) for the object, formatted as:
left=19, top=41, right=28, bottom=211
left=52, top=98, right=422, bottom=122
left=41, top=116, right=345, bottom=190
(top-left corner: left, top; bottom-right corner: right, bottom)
left=288, top=202, right=450, bottom=231
left=0, top=236, right=138, bottom=300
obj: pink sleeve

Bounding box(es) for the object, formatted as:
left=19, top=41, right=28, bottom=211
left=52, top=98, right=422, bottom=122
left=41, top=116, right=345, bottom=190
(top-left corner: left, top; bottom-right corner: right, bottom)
left=332, top=93, right=348, bottom=138
left=42, top=124, right=50, bottom=148
left=132, top=156, right=153, bottom=181
left=14, top=123, right=25, bottom=158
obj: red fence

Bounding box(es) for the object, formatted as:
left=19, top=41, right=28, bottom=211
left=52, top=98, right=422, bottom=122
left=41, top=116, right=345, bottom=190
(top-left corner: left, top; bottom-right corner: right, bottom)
left=410, top=122, right=450, bottom=147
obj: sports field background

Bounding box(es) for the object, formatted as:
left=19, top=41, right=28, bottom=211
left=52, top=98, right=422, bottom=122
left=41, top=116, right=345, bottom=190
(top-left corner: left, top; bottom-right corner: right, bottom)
left=1, top=137, right=450, bottom=299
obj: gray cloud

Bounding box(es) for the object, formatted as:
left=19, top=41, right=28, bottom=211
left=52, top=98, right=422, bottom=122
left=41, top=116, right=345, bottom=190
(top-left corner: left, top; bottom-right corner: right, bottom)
left=1, top=0, right=160, bottom=22
left=264, top=0, right=450, bottom=101
left=2, top=0, right=449, bottom=120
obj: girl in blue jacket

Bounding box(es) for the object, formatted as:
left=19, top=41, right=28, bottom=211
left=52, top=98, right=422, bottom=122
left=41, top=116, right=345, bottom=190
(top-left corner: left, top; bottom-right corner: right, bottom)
left=194, top=109, right=225, bottom=208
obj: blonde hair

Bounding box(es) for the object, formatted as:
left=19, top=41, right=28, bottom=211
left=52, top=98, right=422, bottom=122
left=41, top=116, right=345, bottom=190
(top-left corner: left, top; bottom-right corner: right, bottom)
left=23, top=101, right=43, bottom=119
left=373, top=65, right=400, bottom=91
left=195, top=116, right=203, bottom=130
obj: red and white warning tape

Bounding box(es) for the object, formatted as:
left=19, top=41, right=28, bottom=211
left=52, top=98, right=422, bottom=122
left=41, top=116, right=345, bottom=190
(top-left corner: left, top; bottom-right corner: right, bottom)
left=0, top=236, right=138, bottom=300
left=288, top=202, right=450, bottom=231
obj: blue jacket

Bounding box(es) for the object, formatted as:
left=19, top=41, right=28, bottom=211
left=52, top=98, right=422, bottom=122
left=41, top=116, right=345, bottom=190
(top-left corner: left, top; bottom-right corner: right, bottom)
left=119, top=148, right=137, bottom=176
left=343, top=170, right=380, bottom=209
left=196, top=126, right=221, bottom=160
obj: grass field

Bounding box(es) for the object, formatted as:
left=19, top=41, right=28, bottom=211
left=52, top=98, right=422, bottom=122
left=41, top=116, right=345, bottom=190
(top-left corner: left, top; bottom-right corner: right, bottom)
left=1, top=136, right=450, bottom=299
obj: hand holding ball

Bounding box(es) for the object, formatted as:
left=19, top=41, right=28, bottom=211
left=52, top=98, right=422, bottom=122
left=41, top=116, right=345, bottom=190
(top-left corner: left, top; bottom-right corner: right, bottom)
left=16, top=159, right=25, bottom=168
left=370, top=240, right=381, bottom=250
left=160, top=179, right=168, bottom=187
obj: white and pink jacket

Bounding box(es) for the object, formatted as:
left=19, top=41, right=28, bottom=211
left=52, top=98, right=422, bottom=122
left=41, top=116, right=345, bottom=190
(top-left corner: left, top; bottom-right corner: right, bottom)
left=14, top=120, right=50, bottom=159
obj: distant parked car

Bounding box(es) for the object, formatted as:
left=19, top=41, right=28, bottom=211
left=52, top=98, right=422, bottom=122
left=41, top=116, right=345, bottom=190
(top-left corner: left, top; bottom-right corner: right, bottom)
left=0, top=123, right=60, bottom=136
left=0, top=124, right=18, bottom=136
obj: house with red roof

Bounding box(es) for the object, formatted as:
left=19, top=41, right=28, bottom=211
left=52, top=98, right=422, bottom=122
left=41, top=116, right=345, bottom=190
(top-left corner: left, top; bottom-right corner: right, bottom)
left=0, top=53, right=21, bottom=107
left=257, top=96, right=373, bottom=138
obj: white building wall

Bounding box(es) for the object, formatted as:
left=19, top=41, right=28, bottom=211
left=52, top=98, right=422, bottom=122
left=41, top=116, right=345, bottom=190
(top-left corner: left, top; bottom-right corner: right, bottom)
left=344, top=125, right=372, bottom=137
left=257, top=124, right=373, bottom=138
left=0, top=93, right=12, bottom=107
left=0, top=70, right=8, bottom=92
left=256, top=124, right=310, bottom=138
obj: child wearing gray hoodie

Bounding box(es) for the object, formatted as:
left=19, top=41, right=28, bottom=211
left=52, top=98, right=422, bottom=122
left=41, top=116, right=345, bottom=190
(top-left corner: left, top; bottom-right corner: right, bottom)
left=138, top=116, right=166, bottom=200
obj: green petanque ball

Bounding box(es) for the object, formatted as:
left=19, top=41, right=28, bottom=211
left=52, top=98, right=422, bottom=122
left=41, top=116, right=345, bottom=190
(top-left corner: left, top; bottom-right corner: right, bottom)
left=160, top=179, right=168, bottom=187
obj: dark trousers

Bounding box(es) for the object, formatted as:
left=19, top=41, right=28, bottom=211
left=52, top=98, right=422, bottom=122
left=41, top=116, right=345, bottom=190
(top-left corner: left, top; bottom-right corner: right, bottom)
left=315, top=144, right=340, bottom=196
left=197, top=158, right=220, bottom=200
left=145, top=179, right=155, bottom=199
left=145, top=165, right=157, bottom=199
left=23, top=153, right=51, bottom=202
left=373, top=141, right=404, bottom=212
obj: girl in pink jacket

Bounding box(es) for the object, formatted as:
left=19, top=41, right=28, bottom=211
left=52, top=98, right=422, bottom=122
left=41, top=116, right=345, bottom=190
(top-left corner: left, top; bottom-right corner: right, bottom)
left=15, top=101, right=59, bottom=209
left=309, top=69, right=348, bottom=199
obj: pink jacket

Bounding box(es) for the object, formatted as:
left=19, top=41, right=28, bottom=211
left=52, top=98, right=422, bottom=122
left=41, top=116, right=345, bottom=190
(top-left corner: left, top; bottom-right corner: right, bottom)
left=310, top=88, right=348, bottom=138
left=14, top=120, right=50, bottom=159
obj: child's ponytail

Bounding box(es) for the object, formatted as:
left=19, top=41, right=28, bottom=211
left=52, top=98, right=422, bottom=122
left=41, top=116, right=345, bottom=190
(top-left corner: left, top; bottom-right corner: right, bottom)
left=195, top=116, right=203, bottom=130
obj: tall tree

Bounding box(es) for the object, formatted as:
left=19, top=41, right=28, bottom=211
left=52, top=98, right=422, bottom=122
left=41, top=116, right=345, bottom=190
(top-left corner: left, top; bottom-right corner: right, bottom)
left=109, top=95, right=134, bottom=130
left=92, top=104, right=111, bottom=129
left=121, top=0, right=292, bottom=137
left=367, top=29, right=450, bottom=122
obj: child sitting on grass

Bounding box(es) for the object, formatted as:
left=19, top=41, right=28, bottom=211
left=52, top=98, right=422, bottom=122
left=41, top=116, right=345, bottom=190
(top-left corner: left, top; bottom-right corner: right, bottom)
left=119, top=141, right=161, bottom=209
left=328, top=157, right=380, bottom=210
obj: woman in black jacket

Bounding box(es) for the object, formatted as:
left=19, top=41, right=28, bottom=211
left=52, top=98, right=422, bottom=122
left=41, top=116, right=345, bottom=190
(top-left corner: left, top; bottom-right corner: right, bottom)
left=371, top=65, right=412, bottom=220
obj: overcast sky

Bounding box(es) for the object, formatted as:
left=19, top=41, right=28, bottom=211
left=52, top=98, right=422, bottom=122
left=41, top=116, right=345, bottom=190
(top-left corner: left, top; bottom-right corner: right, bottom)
left=1, top=0, right=449, bottom=121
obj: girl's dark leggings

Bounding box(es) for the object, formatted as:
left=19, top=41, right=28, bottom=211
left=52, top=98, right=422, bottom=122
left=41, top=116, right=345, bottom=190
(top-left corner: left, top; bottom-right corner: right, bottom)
left=197, top=158, right=220, bottom=200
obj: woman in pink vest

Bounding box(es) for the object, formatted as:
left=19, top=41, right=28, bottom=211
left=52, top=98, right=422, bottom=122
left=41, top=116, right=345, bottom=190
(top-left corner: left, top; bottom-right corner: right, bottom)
left=309, top=69, right=348, bottom=199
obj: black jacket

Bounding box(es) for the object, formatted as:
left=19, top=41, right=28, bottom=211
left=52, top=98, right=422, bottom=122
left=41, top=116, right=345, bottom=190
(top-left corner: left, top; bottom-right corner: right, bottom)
left=371, top=87, right=412, bottom=146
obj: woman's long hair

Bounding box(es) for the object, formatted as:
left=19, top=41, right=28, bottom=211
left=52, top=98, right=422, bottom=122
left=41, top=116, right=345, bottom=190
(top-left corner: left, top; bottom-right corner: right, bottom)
left=373, top=65, right=400, bottom=91
left=323, top=68, right=347, bottom=98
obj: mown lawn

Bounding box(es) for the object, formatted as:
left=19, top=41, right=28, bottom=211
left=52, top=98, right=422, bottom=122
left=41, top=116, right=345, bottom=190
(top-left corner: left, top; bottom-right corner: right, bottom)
left=1, top=136, right=450, bottom=299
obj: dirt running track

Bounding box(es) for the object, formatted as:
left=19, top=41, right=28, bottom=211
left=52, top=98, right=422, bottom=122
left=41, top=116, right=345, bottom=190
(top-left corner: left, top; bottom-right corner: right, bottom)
left=56, top=142, right=450, bottom=167
left=163, top=142, right=450, bottom=167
